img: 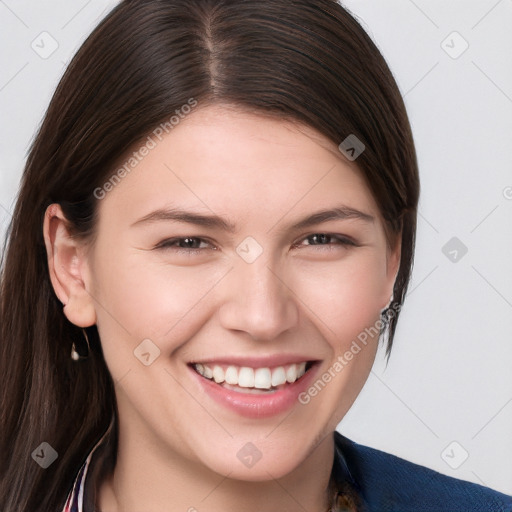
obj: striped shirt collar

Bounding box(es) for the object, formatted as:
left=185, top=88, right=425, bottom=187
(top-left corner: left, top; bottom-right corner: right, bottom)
left=62, top=415, right=115, bottom=512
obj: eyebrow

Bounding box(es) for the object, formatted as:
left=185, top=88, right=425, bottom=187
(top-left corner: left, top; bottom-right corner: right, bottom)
left=285, top=206, right=374, bottom=232
left=130, top=207, right=237, bottom=232
left=130, top=205, right=375, bottom=232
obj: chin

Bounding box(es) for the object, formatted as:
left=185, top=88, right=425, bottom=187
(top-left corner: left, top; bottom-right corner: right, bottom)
left=194, top=436, right=314, bottom=483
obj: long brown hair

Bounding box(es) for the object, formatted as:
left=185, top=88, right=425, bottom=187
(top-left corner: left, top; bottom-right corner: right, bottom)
left=0, top=1, right=419, bottom=510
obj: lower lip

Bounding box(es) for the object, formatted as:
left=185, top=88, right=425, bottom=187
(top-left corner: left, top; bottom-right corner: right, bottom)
left=189, top=364, right=319, bottom=419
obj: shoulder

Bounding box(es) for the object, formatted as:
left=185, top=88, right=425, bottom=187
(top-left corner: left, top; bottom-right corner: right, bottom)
left=334, top=431, right=512, bottom=512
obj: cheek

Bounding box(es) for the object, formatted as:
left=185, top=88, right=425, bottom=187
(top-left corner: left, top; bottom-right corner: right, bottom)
left=90, top=247, right=224, bottom=355
left=293, top=255, right=386, bottom=427
left=291, top=253, right=388, bottom=348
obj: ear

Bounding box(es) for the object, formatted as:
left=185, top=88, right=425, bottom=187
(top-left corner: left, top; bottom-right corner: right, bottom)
left=43, top=204, right=97, bottom=328
left=382, top=232, right=402, bottom=310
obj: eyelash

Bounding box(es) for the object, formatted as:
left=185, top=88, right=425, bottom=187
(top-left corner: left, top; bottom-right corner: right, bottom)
left=155, top=234, right=358, bottom=255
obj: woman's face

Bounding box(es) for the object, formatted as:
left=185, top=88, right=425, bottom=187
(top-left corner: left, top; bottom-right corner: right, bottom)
left=66, top=104, right=399, bottom=480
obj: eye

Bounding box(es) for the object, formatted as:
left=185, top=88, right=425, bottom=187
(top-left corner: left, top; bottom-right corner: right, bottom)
left=294, top=233, right=358, bottom=249
left=154, top=233, right=357, bottom=255
left=155, top=237, right=215, bottom=254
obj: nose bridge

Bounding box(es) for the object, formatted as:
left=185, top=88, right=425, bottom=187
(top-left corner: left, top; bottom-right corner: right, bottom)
left=219, top=253, right=298, bottom=340
left=243, top=257, right=283, bottom=310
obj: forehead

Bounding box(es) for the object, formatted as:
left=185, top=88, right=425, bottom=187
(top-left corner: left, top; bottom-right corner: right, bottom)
left=96, top=104, right=380, bottom=227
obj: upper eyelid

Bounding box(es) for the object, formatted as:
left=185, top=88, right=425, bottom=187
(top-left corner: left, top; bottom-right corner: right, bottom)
left=156, top=233, right=358, bottom=249
left=156, top=237, right=214, bottom=249
left=294, top=233, right=358, bottom=246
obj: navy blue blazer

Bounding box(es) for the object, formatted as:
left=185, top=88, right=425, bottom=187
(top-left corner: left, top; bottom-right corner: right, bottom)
left=333, top=431, right=512, bottom=511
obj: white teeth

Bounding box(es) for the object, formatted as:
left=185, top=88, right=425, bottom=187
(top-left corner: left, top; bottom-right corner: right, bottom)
left=204, top=365, right=213, bottom=379
left=238, top=367, right=255, bottom=388
left=286, top=364, right=298, bottom=383
left=222, top=382, right=275, bottom=394
left=254, top=368, right=272, bottom=389
left=193, top=361, right=310, bottom=389
left=224, top=365, right=238, bottom=385
left=271, top=366, right=287, bottom=387
left=212, top=365, right=225, bottom=383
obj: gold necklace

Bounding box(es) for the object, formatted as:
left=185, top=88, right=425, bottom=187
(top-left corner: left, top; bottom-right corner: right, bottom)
left=326, top=476, right=362, bottom=512
left=328, top=491, right=360, bottom=511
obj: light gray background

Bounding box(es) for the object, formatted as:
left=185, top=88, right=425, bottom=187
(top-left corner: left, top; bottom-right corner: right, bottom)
left=1, top=0, right=511, bottom=495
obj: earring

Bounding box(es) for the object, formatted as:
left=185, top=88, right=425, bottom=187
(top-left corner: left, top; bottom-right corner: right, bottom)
left=71, top=328, right=91, bottom=361
left=380, top=296, right=394, bottom=316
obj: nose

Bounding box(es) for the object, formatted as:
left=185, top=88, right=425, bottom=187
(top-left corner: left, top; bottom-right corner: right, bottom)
left=218, top=257, right=299, bottom=341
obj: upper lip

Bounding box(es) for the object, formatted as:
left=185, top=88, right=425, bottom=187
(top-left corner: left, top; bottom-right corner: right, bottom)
left=189, top=355, right=320, bottom=368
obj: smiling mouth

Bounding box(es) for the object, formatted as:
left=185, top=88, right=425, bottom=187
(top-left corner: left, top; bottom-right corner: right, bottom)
left=190, top=361, right=316, bottom=394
